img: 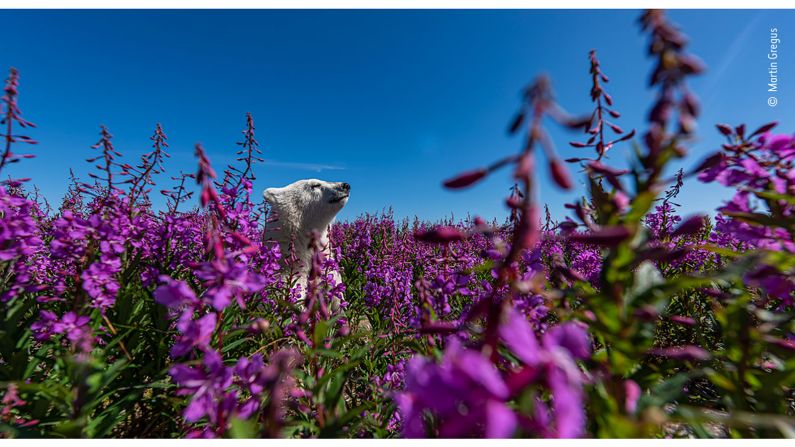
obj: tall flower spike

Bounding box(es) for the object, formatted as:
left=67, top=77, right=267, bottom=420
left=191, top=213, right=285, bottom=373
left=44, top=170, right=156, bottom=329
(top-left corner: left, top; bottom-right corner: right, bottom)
left=569, top=50, right=634, bottom=161
left=162, top=171, right=195, bottom=213
left=639, top=9, right=704, bottom=164
left=83, top=125, right=123, bottom=199
left=195, top=143, right=226, bottom=219
left=126, top=123, right=170, bottom=209
left=217, top=113, right=263, bottom=207
left=232, top=113, right=263, bottom=195
left=0, top=68, right=37, bottom=180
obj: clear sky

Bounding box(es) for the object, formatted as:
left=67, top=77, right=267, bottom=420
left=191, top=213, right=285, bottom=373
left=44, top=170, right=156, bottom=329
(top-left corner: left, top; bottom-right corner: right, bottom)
left=2, top=9, right=792, bottom=222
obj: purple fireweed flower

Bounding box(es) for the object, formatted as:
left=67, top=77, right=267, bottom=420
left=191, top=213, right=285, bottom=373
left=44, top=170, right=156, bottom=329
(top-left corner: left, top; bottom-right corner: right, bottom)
left=53, top=311, right=91, bottom=344
left=546, top=366, right=585, bottom=438
left=396, top=339, right=516, bottom=438
left=171, top=311, right=217, bottom=358
left=671, top=224, right=703, bottom=250
left=0, top=187, right=44, bottom=302
left=375, top=358, right=408, bottom=392
left=0, top=189, right=41, bottom=260
left=30, top=310, right=60, bottom=342
left=169, top=349, right=236, bottom=427
left=759, top=132, right=795, bottom=154
left=154, top=275, right=199, bottom=308
left=171, top=348, right=301, bottom=438
left=255, top=348, right=303, bottom=436
left=49, top=209, right=92, bottom=259
left=31, top=310, right=94, bottom=353
left=81, top=259, right=121, bottom=310
left=192, top=255, right=269, bottom=311
left=542, top=321, right=592, bottom=361
left=699, top=128, right=795, bottom=258
left=644, top=203, right=681, bottom=240
left=499, top=309, right=591, bottom=438
left=1, top=383, right=38, bottom=428
left=234, top=353, right=267, bottom=395
left=744, top=265, right=794, bottom=306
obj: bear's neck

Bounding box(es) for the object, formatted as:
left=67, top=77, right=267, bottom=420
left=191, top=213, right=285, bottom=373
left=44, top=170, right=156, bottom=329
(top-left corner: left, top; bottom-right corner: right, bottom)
left=264, top=212, right=333, bottom=277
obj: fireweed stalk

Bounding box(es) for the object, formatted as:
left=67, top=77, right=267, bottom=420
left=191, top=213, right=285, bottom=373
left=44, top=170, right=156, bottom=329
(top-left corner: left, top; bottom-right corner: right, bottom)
left=568, top=50, right=635, bottom=162
left=403, top=74, right=593, bottom=437
left=0, top=68, right=37, bottom=182
left=0, top=68, right=42, bottom=303
left=123, top=123, right=170, bottom=212
left=82, top=125, right=124, bottom=200
left=218, top=112, right=264, bottom=210
left=156, top=144, right=289, bottom=437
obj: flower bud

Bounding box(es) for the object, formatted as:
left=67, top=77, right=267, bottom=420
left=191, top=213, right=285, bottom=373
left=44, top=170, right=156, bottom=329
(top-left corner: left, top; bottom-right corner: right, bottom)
left=716, top=123, right=733, bottom=136
left=508, top=111, right=525, bottom=135
left=249, top=318, right=271, bottom=334
left=443, top=169, right=487, bottom=189
left=633, top=305, right=659, bottom=321
left=419, top=321, right=459, bottom=334
left=671, top=215, right=705, bottom=238
left=750, top=121, right=778, bottom=138
left=414, top=226, right=466, bottom=243
left=557, top=220, right=578, bottom=233
left=678, top=55, right=705, bottom=74
left=505, top=196, right=522, bottom=209
left=764, top=335, right=795, bottom=352
left=649, top=345, right=710, bottom=361
left=625, top=380, right=641, bottom=414
left=549, top=159, right=573, bottom=190
left=514, top=152, right=534, bottom=181
left=568, top=225, right=632, bottom=246
left=611, top=191, right=630, bottom=211
left=735, top=124, right=746, bottom=139
left=670, top=315, right=696, bottom=326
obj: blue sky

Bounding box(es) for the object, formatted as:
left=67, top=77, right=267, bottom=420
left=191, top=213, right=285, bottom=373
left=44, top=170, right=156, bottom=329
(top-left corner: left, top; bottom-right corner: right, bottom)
left=2, top=9, right=792, bottom=222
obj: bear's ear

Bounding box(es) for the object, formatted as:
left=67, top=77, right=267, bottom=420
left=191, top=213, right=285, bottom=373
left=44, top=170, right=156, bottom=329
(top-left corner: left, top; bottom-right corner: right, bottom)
left=263, top=188, right=280, bottom=204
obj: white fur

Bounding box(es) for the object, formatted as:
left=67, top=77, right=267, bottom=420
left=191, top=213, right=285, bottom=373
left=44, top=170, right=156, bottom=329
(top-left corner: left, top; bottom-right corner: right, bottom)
left=263, top=179, right=350, bottom=298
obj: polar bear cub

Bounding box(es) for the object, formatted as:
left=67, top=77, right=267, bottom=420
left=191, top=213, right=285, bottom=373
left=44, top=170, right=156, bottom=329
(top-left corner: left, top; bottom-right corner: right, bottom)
left=263, top=179, right=350, bottom=301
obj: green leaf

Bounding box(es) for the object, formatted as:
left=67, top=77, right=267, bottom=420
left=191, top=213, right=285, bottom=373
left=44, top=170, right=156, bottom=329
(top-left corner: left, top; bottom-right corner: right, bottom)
left=639, top=372, right=692, bottom=410
left=229, top=417, right=259, bottom=438
left=221, top=336, right=250, bottom=354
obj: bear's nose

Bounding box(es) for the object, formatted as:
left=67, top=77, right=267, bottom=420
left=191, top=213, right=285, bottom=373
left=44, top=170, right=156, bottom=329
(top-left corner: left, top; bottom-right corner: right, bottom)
left=339, top=182, right=351, bottom=192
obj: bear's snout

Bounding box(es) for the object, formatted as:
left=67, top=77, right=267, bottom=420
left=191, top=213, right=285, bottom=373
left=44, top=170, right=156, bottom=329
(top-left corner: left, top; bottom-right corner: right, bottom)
left=338, top=182, right=351, bottom=192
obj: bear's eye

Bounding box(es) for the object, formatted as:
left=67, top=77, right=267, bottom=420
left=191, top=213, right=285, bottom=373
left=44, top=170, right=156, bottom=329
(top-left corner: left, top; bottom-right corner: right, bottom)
left=310, top=183, right=321, bottom=189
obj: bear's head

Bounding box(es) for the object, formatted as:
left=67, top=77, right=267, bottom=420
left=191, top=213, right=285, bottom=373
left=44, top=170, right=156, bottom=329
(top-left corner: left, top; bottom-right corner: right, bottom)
left=263, top=179, right=351, bottom=233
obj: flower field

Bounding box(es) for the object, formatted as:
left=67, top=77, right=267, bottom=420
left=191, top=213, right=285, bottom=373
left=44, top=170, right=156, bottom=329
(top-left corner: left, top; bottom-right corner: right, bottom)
left=0, top=10, right=793, bottom=438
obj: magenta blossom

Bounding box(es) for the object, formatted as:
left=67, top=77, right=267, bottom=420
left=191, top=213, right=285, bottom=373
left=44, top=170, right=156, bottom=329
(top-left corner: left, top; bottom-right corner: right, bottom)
left=154, top=275, right=199, bottom=308
left=396, top=339, right=516, bottom=438
left=499, top=309, right=591, bottom=438
left=171, top=311, right=217, bottom=358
